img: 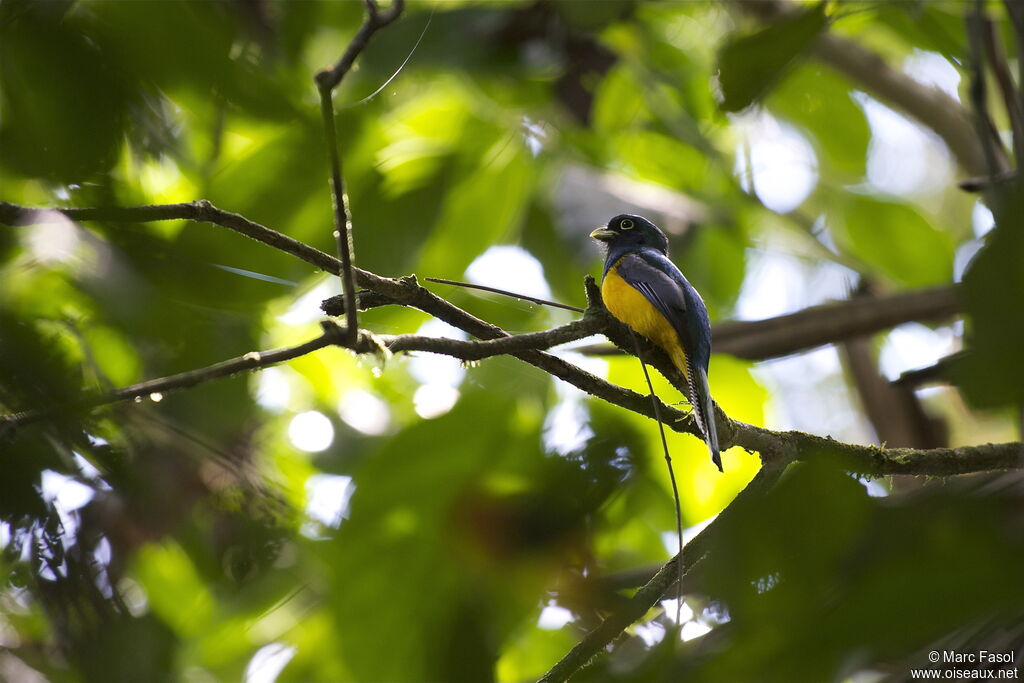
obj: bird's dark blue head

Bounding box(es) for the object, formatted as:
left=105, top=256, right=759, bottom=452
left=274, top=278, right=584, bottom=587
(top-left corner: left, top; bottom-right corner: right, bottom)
left=590, top=214, right=669, bottom=269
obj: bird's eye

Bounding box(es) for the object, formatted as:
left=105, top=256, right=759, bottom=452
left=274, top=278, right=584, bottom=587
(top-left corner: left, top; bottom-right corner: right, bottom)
left=620, top=219, right=635, bottom=230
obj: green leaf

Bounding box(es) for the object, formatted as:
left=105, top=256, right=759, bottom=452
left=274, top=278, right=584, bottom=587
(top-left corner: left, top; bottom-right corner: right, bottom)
left=417, top=134, right=534, bottom=277
left=873, top=3, right=967, bottom=62
left=770, top=64, right=870, bottom=178
left=134, top=542, right=215, bottom=637
left=592, top=64, right=653, bottom=134
left=375, top=81, right=473, bottom=197
left=325, top=395, right=541, bottom=682
left=88, top=1, right=302, bottom=122
left=694, top=458, right=1024, bottom=682
left=959, top=196, right=1024, bottom=408
left=679, top=222, right=748, bottom=317
left=612, top=130, right=712, bottom=194
left=84, top=324, right=141, bottom=387
left=829, top=195, right=954, bottom=287
left=718, top=4, right=829, bottom=113
left=0, top=5, right=133, bottom=181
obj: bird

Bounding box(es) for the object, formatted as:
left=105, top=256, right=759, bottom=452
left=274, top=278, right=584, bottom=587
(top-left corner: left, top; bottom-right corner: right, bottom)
left=590, top=214, right=721, bottom=471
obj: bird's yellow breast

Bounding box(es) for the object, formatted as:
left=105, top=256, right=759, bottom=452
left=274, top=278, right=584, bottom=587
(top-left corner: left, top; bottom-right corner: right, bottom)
left=602, top=262, right=689, bottom=377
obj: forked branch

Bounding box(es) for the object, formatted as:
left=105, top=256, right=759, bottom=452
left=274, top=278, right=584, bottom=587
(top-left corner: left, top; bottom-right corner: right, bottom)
left=4, top=198, right=1023, bottom=683
left=314, top=0, right=407, bottom=344
left=2, top=200, right=1019, bottom=481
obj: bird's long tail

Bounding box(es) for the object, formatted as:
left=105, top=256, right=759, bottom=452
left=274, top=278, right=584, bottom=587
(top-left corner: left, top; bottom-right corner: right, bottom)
left=688, top=365, right=721, bottom=472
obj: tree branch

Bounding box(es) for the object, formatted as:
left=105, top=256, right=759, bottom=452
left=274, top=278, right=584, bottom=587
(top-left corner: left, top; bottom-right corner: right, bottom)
left=2, top=202, right=960, bottom=363
left=432, top=309, right=1010, bottom=465
left=817, top=35, right=998, bottom=176
left=580, top=285, right=961, bottom=362
left=0, top=200, right=343, bottom=273
left=313, top=0, right=405, bottom=92
left=318, top=83, right=360, bottom=344
left=712, top=285, right=960, bottom=360
left=537, top=462, right=787, bottom=683
left=314, top=0, right=404, bottom=345
left=1, top=326, right=343, bottom=433
left=982, top=14, right=1024, bottom=164
left=0, top=317, right=603, bottom=433
left=966, top=3, right=1010, bottom=183
left=3, top=202, right=1016, bottom=481
left=383, top=317, right=602, bottom=360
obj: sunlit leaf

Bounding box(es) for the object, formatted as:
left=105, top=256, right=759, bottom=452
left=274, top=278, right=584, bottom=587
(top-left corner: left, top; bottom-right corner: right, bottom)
left=325, top=394, right=548, bottom=682
left=134, top=542, right=216, bottom=637
left=593, top=64, right=653, bottom=133
left=417, top=135, right=534, bottom=277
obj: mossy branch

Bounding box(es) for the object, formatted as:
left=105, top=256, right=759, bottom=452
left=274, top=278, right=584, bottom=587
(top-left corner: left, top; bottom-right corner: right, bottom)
left=4, top=199, right=1022, bottom=683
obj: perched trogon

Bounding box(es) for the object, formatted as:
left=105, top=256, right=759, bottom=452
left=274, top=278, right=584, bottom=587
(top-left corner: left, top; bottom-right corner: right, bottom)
left=591, top=214, right=721, bottom=471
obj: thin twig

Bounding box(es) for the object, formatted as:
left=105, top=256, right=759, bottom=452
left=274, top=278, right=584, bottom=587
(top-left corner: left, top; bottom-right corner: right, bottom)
left=384, top=317, right=602, bottom=359
left=424, top=277, right=585, bottom=313
left=982, top=16, right=1024, bottom=164
left=967, top=3, right=1010, bottom=182
left=0, top=200, right=343, bottom=273
left=314, top=0, right=406, bottom=344
left=0, top=319, right=603, bottom=434
left=314, top=0, right=406, bottom=92
left=958, top=169, right=1020, bottom=192
left=317, top=87, right=360, bottom=345
left=1002, top=1, right=1024, bottom=132
left=631, top=332, right=684, bottom=628
left=1, top=328, right=342, bottom=433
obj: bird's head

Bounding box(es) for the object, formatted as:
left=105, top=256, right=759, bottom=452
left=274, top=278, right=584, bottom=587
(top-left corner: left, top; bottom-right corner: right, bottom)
left=590, top=214, right=669, bottom=255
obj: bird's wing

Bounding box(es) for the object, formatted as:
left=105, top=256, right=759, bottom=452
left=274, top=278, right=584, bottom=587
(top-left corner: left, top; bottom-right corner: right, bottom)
left=615, top=251, right=693, bottom=353
left=617, top=250, right=721, bottom=470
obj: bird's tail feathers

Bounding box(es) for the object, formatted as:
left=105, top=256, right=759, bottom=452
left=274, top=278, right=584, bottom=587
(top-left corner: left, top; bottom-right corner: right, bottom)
left=688, top=364, right=722, bottom=472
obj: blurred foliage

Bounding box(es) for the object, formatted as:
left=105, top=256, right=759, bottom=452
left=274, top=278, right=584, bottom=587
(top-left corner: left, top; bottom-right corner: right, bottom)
left=1, top=1, right=1022, bottom=682
left=717, top=3, right=828, bottom=113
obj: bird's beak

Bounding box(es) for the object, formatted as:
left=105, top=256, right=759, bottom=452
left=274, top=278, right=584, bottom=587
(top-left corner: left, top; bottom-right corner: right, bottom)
left=590, top=227, right=616, bottom=241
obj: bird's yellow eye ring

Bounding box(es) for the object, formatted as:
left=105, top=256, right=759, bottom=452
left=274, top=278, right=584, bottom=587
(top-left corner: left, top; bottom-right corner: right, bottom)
left=620, top=218, right=635, bottom=230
